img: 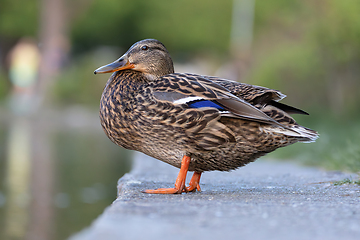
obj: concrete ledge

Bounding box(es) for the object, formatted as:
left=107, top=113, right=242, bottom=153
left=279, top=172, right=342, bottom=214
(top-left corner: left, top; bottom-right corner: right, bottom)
left=70, top=153, right=360, bottom=240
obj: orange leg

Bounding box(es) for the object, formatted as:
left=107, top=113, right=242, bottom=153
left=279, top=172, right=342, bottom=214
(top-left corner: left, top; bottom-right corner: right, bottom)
left=143, top=155, right=191, bottom=194
left=185, top=172, right=202, bottom=192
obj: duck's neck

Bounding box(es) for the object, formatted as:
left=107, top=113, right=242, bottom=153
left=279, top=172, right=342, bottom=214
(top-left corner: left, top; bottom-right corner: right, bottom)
left=104, top=70, right=148, bottom=92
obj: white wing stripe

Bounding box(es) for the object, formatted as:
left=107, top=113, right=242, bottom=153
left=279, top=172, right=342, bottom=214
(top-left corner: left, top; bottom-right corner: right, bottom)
left=173, top=96, right=203, bottom=105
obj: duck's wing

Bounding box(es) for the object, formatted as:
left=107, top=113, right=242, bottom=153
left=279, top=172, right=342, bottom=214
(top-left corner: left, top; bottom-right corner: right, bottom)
left=151, top=73, right=285, bottom=126
left=203, top=75, right=308, bottom=115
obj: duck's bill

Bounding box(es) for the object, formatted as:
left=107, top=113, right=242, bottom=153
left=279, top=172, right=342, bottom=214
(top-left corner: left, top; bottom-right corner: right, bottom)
left=94, top=57, right=134, bottom=74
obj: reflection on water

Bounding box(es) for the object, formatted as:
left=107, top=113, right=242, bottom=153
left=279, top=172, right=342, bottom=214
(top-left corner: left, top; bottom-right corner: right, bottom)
left=0, top=111, right=132, bottom=240
left=4, top=118, right=31, bottom=239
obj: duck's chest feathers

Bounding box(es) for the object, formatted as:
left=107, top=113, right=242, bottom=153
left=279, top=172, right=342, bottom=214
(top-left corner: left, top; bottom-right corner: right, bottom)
left=99, top=71, right=149, bottom=149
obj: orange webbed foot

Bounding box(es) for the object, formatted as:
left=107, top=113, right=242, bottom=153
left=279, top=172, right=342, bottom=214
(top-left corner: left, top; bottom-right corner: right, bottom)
left=142, top=156, right=202, bottom=194
left=142, top=187, right=184, bottom=194
left=185, top=171, right=202, bottom=192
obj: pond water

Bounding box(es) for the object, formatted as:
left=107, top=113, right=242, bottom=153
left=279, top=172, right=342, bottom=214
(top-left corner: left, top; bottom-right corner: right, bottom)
left=0, top=109, right=132, bottom=240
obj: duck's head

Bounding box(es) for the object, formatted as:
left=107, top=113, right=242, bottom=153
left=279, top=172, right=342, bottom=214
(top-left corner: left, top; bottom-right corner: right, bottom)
left=94, top=39, right=174, bottom=80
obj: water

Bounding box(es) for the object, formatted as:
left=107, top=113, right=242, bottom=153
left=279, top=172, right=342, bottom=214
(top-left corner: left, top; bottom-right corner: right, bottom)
left=0, top=109, right=132, bottom=240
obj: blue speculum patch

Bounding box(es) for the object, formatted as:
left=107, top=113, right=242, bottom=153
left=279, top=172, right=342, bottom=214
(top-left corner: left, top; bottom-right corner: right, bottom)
left=187, top=100, right=226, bottom=111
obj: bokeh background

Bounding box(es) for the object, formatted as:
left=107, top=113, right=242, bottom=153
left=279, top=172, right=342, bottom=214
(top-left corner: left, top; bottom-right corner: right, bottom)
left=0, top=0, right=359, bottom=239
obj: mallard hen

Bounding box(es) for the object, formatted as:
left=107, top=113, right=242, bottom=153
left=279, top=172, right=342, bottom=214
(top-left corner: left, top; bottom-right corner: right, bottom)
left=94, top=39, right=318, bottom=194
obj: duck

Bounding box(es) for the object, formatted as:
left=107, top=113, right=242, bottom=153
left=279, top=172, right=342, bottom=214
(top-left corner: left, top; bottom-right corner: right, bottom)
left=94, top=39, right=318, bottom=194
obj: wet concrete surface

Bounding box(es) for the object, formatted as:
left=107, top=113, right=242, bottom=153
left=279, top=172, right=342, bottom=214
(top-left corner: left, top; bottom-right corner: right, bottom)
left=70, top=153, right=360, bottom=240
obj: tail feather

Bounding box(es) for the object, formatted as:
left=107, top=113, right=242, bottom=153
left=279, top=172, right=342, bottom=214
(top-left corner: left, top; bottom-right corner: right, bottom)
left=291, top=125, right=319, bottom=143
left=262, top=125, right=319, bottom=143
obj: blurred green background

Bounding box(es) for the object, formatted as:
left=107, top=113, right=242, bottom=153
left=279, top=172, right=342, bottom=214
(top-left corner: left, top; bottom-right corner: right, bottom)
left=0, top=0, right=359, bottom=239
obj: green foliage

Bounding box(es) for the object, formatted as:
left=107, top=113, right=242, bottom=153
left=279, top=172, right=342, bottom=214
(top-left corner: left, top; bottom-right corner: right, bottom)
left=313, top=0, right=360, bottom=64
left=0, top=71, right=10, bottom=102
left=70, top=0, right=136, bottom=52
left=71, top=0, right=233, bottom=55
left=333, top=177, right=360, bottom=186
left=0, top=0, right=38, bottom=37
left=254, top=0, right=308, bottom=31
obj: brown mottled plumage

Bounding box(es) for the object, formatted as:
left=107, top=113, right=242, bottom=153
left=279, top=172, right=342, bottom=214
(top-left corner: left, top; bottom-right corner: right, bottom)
left=94, top=39, right=318, bottom=194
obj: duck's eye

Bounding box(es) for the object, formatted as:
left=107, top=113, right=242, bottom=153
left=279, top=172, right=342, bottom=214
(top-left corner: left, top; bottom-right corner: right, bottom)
left=141, top=45, right=149, bottom=51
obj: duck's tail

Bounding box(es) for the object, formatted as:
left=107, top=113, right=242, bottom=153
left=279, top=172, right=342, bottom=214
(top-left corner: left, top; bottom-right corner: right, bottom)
left=263, top=124, right=319, bottom=143
left=259, top=104, right=319, bottom=143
